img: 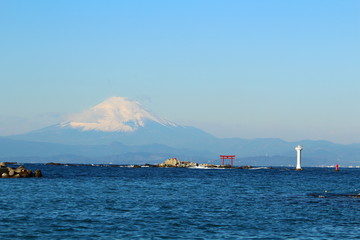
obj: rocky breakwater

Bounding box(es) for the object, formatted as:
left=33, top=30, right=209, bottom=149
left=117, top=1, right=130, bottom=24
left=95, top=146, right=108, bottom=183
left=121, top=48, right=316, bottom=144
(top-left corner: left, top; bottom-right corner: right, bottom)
left=0, top=162, right=42, bottom=178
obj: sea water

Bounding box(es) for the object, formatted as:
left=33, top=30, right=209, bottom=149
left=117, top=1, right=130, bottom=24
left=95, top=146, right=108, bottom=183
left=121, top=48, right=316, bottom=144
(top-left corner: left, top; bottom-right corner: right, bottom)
left=1, top=164, right=360, bottom=239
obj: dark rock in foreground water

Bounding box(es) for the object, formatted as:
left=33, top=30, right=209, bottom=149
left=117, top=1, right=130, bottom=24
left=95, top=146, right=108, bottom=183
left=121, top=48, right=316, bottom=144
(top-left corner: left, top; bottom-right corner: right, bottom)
left=0, top=162, right=42, bottom=178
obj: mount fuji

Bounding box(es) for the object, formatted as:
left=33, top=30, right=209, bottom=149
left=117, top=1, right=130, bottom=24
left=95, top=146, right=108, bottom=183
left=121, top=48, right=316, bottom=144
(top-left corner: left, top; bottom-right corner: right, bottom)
left=61, top=96, right=178, bottom=132
left=4, top=97, right=360, bottom=166
left=11, top=97, right=218, bottom=147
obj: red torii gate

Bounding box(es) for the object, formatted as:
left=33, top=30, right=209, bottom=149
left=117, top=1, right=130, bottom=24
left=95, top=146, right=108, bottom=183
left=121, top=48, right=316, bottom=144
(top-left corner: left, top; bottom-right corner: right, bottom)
left=220, top=155, right=236, bottom=166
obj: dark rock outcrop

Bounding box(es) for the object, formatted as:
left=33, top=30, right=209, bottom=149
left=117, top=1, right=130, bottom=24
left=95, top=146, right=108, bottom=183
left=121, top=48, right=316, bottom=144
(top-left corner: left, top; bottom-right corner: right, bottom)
left=0, top=163, right=42, bottom=178
left=34, top=169, right=42, bottom=178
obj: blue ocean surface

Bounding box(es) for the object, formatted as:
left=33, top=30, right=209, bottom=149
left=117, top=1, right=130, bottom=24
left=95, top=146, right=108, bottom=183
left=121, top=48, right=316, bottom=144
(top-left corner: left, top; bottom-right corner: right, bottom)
left=1, top=164, right=360, bottom=239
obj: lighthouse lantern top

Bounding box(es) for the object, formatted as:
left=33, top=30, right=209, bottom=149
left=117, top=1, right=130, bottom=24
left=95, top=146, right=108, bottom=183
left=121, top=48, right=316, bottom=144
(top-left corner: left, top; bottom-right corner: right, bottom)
left=295, top=145, right=303, bottom=151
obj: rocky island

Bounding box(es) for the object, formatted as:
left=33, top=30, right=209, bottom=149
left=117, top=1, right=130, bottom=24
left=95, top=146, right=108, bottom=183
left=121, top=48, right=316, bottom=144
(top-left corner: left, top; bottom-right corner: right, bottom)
left=156, top=158, right=253, bottom=169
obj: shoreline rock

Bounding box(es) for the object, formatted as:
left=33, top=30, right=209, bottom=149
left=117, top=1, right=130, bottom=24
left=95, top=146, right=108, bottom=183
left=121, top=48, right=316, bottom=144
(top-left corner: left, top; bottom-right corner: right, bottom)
left=0, top=162, right=42, bottom=178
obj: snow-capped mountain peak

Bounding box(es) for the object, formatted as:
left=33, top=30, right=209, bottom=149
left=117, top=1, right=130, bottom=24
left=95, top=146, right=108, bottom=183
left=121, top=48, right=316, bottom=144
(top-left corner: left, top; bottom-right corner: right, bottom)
left=61, top=97, right=177, bottom=132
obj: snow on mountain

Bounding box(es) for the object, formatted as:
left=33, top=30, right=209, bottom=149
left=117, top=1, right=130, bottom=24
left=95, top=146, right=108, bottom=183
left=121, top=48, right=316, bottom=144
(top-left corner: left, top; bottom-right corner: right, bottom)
left=60, top=97, right=177, bottom=132
left=8, top=96, right=218, bottom=147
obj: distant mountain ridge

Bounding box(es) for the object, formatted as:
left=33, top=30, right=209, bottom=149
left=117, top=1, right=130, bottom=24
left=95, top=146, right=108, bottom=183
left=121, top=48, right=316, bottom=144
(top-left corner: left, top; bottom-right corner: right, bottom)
left=3, top=96, right=360, bottom=166
left=11, top=97, right=217, bottom=147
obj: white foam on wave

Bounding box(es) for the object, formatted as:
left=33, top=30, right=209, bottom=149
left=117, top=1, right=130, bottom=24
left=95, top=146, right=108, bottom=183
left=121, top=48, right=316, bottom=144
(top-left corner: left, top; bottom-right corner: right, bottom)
left=249, top=167, right=271, bottom=170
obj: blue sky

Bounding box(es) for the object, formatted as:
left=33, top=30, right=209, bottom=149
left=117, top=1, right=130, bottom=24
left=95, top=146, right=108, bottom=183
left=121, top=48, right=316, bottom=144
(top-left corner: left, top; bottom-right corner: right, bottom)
left=0, top=0, right=359, bottom=144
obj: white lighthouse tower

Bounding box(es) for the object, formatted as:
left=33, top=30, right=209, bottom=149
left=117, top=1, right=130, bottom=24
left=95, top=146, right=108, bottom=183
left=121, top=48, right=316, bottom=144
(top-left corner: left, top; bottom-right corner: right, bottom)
left=295, top=145, right=303, bottom=170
